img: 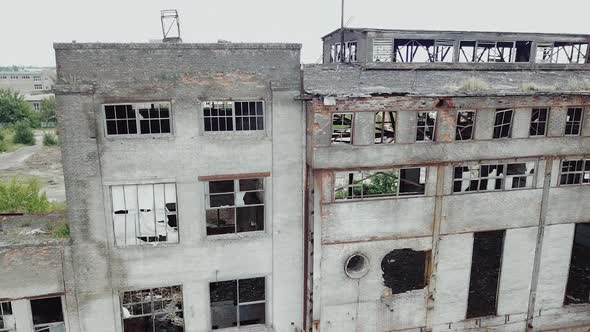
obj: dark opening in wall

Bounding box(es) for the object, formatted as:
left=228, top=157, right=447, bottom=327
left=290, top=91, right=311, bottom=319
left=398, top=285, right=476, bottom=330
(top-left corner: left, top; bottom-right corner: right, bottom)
left=466, top=230, right=505, bottom=318
left=381, top=249, right=430, bottom=294
left=30, top=297, right=65, bottom=330
left=564, top=223, right=590, bottom=304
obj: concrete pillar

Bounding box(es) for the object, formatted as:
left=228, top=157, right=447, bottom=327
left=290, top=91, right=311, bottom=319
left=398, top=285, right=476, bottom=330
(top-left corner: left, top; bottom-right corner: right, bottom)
left=314, top=112, right=333, bottom=147
left=582, top=107, right=590, bottom=137
left=436, top=109, right=456, bottom=143
left=547, top=106, right=567, bottom=137
left=512, top=108, right=532, bottom=139
left=12, top=299, right=33, bottom=332
left=396, top=111, right=416, bottom=143
left=353, top=112, right=375, bottom=146
left=474, top=109, right=494, bottom=140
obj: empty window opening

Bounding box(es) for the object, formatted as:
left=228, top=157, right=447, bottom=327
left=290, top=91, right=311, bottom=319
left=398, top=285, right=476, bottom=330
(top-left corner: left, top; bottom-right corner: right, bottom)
left=203, top=101, right=264, bottom=132
left=332, top=113, right=353, bottom=144
left=530, top=108, right=549, bottom=136
left=466, top=230, right=505, bottom=319
left=392, top=39, right=454, bottom=63
left=565, top=107, right=583, bottom=136
left=206, top=179, right=264, bottom=236
left=560, top=159, right=590, bottom=186
left=210, top=278, right=265, bottom=330
left=564, top=223, right=590, bottom=305
left=453, top=162, right=536, bottom=193
left=30, top=297, right=65, bottom=332
left=334, top=167, right=426, bottom=200
left=476, top=41, right=515, bottom=62
left=0, top=302, right=15, bottom=332
left=122, top=286, right=184, bottom=332
left=111, top=183, right=178, bottom=246
left=493, top=109, right=514, bottom=138
left=345, top=254, right=370, bottom=279
left=416, top=111, right=437, bottom=142
left=373, top=38, right=393, bottom=62
left=344, top=41, right=358, bottom=62
left=536, top=42, right=588, bottom=64
left=459, top=41, right=476, bottom=62
left=374, top=111, right=396, bottom=144
left=456, top=110, right=476, bottom=140
left=105, top=103, right=172, bottom=136
left=515, top=41, right=532, bottom=62
left=330, top=43, right=341, bottom=63
left=381, top=249, right=430, bottom=294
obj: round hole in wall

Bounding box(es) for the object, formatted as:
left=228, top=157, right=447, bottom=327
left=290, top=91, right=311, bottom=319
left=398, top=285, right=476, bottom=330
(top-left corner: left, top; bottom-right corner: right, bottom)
left=344, top=254, right=370, bottom=279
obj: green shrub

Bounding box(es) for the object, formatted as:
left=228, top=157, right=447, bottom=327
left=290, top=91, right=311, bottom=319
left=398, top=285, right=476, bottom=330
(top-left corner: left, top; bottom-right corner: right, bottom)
left=13, top=120, right=35, bottom=145
left=0, top=178, right=51, bottom=213
left=50, top=221, right=70, bottom=239
left=0, top=130, right=6, bottom=152
left=43, top=132, right=59, bottom=146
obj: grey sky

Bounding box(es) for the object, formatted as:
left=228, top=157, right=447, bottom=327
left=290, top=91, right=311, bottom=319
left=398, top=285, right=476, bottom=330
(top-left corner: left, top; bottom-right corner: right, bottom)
left=2, top=0, right=590, bottom=66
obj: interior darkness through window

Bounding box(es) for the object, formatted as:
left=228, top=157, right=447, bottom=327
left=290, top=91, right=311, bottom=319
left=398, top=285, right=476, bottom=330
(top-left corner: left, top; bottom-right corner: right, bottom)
left=564, top=223, right=590, bottom=305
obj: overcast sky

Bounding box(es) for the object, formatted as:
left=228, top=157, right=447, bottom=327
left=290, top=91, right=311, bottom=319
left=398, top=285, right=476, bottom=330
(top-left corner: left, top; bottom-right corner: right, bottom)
left=2, top=0, right=589, bottom=66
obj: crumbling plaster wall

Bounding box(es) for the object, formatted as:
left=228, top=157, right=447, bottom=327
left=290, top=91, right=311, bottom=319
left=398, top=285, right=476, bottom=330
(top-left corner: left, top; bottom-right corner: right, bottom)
left=55, top=44, right=304, bottom=332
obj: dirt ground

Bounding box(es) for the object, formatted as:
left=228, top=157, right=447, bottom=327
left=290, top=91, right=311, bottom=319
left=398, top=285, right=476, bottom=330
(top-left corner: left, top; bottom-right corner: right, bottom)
left=0, top=130, right=66, bottom=202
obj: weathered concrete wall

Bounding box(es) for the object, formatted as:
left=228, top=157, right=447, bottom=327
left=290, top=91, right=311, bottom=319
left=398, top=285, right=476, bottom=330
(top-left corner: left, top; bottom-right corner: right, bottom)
left=54, top=43, right=304, bottom=332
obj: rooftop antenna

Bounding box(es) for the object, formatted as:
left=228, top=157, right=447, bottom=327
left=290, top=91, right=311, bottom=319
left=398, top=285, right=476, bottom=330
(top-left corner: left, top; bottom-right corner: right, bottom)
left=340, top=0, right=345, bottom=63
left=161, top=9, right=182, bottom=43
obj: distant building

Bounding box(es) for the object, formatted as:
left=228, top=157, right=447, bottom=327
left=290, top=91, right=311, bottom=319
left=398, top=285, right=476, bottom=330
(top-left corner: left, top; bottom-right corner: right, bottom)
left=0, top=68, right=55, bottom=95
left=23, top=93, right=54, bottom=113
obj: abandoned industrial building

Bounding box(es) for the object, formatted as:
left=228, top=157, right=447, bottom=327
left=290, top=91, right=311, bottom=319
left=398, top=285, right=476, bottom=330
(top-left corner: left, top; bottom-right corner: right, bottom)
left=1, top=26, right=590, bottom=332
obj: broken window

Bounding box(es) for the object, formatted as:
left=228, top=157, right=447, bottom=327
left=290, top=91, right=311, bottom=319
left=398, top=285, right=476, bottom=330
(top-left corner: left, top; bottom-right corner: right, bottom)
left=493, top=109, right=514, bottom=139
left=453, top=161, right=535, bottom=193
left=334, top=167, right=426, bottom=200
left=559, top=159, right=590, bottom=185
left=565, top=107, right=583, bottom=136
left=111, top=183, right=178, bottom=246
left=466, top=230, right=505, bottom=319
left=30, top=297, right=65, bottom=332
left=381, top=249, right=430, bottom=294
left=206, top=178, right=264, bottom=235
left=210, top=277, right=265, bottom=329
left=373, top=38, right=392, bottom=62
left=530, top=108, right=549, bottom=137
left=392, top=39, right=454, bottom=63
left=459, top=41, right=476, bottom=62
left=0, top=302, right=15, bottom=332
left=374, top=111, right=396, bottom=144
left=476, top=41, right=515, bottom=62
left=416, top=111, right=437, bottom=142
left=329, top=44, right=340, bottom=63
left=203, top=101, right=264, bottom=132
left=564, top=223, right=590, bottom=305
left=345, top=41, right=358, bottom=62
left=121, top=286, right=184, bottom=332
left=536, top=42, right=588, bottom=64
left=105, top=103, right=172, bottom=136
left=331, top=113, right=353, bottom=144
left=456, top=110, right=476, bottom=140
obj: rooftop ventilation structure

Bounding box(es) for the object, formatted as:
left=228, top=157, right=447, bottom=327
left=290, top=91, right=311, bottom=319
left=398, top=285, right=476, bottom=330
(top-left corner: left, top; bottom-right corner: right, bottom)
left=161, top=9, right=182, bottom=43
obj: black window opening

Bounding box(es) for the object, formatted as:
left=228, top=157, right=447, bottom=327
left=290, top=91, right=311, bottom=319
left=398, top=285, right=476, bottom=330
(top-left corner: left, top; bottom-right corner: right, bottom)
left=493, top=109, right=514, bottom=139
left=374, top=111, right=396, bottom=144
left=565, top=107, right=583, bottom=136
left=560, top=159, right=590, bottom=185
left=210, top=277, right=265, bottom=330
left=381, top=249, right=430, bottom=294
left=564, top=223, right=590, bottom=305
left=203, top=101, right=264, bottom=132
left=416, top=111, right=437, bottom=142
left=530, top=108, right=549, bottom=137
left=466, top=230, right=505, bottom=319
left=121, top=286, right=184, bottom=332
left=456, top=110, right=475, bottom=140
left=30, top=297, right=65, bottom=331
left=105, top=103, right=172, bottom=136
left=206, top=179, right=265, bottom=236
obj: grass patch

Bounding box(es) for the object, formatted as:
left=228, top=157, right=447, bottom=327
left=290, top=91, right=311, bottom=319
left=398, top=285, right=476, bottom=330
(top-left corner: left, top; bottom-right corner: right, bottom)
left=0, top=128, right=26, bottom=153
left=0, top=177, right=63, bottom=213
left=50, top=220, right=70, bottom=239
left=43, top=132, right=59, bottom=146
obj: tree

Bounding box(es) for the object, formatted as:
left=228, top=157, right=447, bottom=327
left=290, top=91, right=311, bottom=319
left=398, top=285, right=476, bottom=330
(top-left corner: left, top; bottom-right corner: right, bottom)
left=40, top=96, right=57, bottom=124
left=0, top=88, right=38, bottom=125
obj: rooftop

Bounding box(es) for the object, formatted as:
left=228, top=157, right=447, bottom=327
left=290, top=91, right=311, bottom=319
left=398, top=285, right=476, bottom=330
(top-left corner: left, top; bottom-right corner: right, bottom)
left=53, top=42, right=302, bottom=50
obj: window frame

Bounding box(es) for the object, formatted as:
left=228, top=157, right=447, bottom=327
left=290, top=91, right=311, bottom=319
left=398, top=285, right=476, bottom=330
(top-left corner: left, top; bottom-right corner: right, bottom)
left=374, top=111, right=397, bottom=144
left=33, top=84, right=43, bottom=90
left=204, top=178, right=266, bottom=236
left=559, top=158, right=590, bottom=186
left=0, top=301, right=15, bottom=332
left=529, top=107, right=549, bottom=137
left=202, top=100, right=265, bottom=133
left=373, top=38, right=393, bottom=62
left=416, top=111, right=437, bottom=142
left=565, top=106, right=584, bottom=136
left=30, top=296, right=66, bottom=332
left=452, top=161, right=537, bottom=194
left=333, top=167, right=428, bottom=202
left=120, top=285, right=185, bottom=332
left=209, top=276, right=266, bottom=330
left=492, top=108, right=514, bottom=139
left=331, top=112, right=354, bottom=145
left=103, top=102, right=174, bottom=138
left=455, top=110, right=476, bottom=141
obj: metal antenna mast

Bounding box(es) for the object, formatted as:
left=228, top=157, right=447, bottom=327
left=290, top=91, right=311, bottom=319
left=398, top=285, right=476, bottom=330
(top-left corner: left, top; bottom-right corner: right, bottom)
left=340, top=0, right=345, bottom=63
left=161, top=9, right=182, bottom=43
